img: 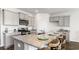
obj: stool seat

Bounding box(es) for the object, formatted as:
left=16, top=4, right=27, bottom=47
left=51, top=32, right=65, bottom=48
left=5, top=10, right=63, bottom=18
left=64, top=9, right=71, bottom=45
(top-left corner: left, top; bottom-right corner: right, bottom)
left=48, top=39, right=60, bottom=50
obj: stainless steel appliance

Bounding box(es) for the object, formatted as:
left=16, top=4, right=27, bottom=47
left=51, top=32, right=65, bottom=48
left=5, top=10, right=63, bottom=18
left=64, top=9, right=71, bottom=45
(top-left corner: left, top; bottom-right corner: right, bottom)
left=19, top=19, right=29, bottom=26
left=18, top=28, right=30, bottom=35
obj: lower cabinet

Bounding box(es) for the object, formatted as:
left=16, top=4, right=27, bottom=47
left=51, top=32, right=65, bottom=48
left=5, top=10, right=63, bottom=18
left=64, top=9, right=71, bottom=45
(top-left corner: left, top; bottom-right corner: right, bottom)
left=14, top=40, right=38, bottom=50
left=14, top=40, right=24, bottom=50
left=24, top=43, right=38, bottom=50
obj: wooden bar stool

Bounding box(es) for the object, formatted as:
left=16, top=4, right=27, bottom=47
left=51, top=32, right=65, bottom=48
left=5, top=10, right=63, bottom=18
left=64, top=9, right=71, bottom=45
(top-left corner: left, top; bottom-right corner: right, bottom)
left=48, top=39, right=60, bottom=50
left=58, top=34, right=66, bottom=49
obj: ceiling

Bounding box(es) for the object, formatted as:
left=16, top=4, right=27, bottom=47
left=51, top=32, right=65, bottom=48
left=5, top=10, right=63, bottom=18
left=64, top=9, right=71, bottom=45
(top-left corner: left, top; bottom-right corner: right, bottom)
left=18, top=8, right=76, bottom=15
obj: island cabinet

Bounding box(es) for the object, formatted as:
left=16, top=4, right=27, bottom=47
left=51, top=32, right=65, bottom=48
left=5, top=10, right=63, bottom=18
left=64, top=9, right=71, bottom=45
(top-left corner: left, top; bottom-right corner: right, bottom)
left=14, top=39, right=38, bottom=50
left=13, top=34, right=57, bottom=50
left=24, top=43, right=38, bottom=50
left=14, top=40, right=24, bottom=50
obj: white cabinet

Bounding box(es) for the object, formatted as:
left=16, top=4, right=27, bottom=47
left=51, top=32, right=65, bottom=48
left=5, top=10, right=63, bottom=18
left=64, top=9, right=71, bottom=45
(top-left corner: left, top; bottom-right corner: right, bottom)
left=64, top=16, right=70, bottom=27
left=59, top=16, right=64, bottom=26
left=50, top=15, right=70, bottom=27
left=14, top=39, right=24, bottom=50
left=19, top=13, right=25, bottom=20
left=24, top=43, right=29, bottom=50
left=25, top=14, right=30, bottom=20
left=49, top=16, right=59, bottom=22
left=19, top=13, right=30, bottom=20
left=4, top=33, right=14, bottom=49
left=3, top=10, right=19, bottom=25
left=28, top=45, right=38, bottom=50
left=19, top=13, right=34, bottom=27
left=19, top=13, right=30, bottom=26
left=28, top=16, right=33, bottom=26
left=14, top=40, right=38, bottom=50
left=24, top=43, right=38, bottom=50
left=59, top=16, right=70, bottom=27
left=25, top=14, right=34, bottom=27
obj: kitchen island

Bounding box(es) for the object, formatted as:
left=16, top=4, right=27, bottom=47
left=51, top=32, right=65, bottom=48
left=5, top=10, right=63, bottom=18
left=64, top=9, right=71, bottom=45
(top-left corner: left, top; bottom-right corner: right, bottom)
left=12, top=33, right=63, bottom=50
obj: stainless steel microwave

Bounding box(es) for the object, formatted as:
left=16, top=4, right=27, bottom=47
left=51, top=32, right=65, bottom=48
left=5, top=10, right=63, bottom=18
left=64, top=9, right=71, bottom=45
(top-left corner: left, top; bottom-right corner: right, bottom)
left=19, top=19, right=29, bottom=26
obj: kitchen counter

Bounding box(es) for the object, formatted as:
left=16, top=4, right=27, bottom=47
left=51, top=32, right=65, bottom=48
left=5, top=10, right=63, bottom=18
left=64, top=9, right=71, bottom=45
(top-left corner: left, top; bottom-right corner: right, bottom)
left=12, top=33, right=63, bottom=49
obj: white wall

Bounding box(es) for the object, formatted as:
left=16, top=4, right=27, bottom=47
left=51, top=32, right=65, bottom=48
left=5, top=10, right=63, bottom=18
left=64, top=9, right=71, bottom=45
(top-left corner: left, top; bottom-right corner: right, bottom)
left=70, top=10, right=79, bottom=42
left=35, top=14, right=49, bottom=33
left=0, top=9, right=1, bottom=45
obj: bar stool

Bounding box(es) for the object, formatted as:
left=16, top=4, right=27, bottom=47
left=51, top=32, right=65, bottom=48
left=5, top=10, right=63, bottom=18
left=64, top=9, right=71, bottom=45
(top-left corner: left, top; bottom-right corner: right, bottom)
left=58, top=34, right=66, bottom=49
left=48, top=38, right=60, bottom=50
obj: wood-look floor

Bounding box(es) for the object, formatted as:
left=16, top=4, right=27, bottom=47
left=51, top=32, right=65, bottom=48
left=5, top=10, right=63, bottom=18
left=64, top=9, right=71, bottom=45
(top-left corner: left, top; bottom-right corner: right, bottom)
left=0, top=41, right=79, bottom=50
left=0, top=45, right=14, bottom=50
left=66, top=41, right=79, bottom=50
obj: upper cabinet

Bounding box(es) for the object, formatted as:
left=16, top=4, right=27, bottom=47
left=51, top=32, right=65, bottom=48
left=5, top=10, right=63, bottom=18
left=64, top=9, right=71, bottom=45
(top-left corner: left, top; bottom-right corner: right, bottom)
left=49, top=15, right=70, bottom=27
left=64, top=16, right=70, bottom=27
left=19, top=13, right=25, bottom=20
left=49, top=16, right=59, bottom=22
left=25, top=15, right=31, bottom=25
left=3, top=10, right=19, bottom=26
left=19, top=13, right=30, bottom=20
left=58, top=16, right=64, bottom=26
left=59, top=16, right=70, bottom=27
left=3, top=9, right=33, bottom=26
left=19, top=13, right=33, bottom=26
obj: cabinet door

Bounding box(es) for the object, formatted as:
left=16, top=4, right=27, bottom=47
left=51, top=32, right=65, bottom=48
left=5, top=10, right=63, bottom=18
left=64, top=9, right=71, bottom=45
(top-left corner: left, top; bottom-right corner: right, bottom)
left=28, top=16, right=33, bottom=26
left=25, top=15, right=33, bottom=26
left=49, top=17, right=56, bottom=22
left=64, top=16, right=70, bottom=27
left=28, top=45, right=38, bottom=50
left=14, top=40, right=24, bottom=50
left=59, top=16, right=70, bottom=27
left=4, top=10, right=19, bottom=25
left=4, top=33, right=14, bottom=49
left=24, top=43, right=38, bottom=50
left=19, top=13, right=25, bottom=19
left=49, top=16, right=59, bottom=22
left=59, top=16, right=64, bottom=26
left=24, top=43, right=29, bottom=50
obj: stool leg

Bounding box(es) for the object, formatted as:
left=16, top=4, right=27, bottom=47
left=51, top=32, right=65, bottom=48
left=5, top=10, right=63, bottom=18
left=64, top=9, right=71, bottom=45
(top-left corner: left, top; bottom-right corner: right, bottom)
left=51, top=47, right=58, bottom=50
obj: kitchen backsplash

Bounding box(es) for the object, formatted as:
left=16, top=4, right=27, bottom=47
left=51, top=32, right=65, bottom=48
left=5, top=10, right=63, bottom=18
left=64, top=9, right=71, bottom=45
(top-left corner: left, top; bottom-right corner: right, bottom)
left=2, top=25, right=32, bottom=33
left=3, top=26, right=18, bottom=33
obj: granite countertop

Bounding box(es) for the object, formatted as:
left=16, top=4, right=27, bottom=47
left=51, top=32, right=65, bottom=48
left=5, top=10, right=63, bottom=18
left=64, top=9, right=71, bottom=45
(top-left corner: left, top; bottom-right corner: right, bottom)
left=12, top=33, right=62, bottom=49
